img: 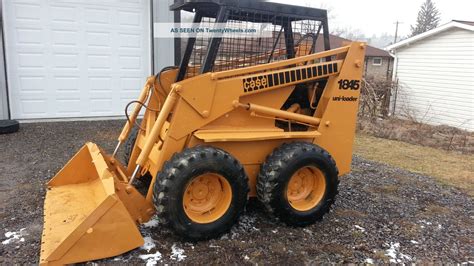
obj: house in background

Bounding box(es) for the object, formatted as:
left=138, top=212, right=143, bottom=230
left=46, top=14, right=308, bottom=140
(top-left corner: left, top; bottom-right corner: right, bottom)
left=387, top=20, right=474, bottom=131
left=315, top=34, right=393, bottom=81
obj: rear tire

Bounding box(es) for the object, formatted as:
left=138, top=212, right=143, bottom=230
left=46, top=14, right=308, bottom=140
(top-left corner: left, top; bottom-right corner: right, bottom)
left=256, top=142, right=339, bottom=226
left=153, top=146, right=249, bottom=240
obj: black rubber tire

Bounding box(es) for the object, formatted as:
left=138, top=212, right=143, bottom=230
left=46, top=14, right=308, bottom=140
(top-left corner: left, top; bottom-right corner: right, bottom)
left=123, top=127, right=152, bottom=186
left=256, top=142, right=339, bottom=226
left=0, top=120, right=20, bottom=134
left=153, top=146, right=249, bottom=240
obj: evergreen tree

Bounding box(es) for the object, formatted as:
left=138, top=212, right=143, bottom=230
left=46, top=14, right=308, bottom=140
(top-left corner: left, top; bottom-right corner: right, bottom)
left=410, top=0, right=441, bottom=37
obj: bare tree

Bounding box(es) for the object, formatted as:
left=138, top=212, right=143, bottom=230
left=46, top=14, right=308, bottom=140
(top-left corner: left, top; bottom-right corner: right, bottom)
left=331, top=27, right=366, bottom=41
left=410, top=0, right=441, bottom=37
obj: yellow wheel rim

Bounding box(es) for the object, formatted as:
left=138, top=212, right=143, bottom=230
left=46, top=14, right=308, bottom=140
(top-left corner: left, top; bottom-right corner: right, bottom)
left=183, top=173, right=232, bottom=223
left=286, top=166, right=326, bottom=211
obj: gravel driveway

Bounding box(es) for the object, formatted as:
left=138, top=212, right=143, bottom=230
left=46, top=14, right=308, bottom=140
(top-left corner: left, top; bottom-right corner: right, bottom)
left=0, top=120, right=472, bottom=264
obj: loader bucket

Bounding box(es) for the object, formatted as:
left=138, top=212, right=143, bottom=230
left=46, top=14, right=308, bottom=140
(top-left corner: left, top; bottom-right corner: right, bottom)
left=40, top=142, right=153, bottom=265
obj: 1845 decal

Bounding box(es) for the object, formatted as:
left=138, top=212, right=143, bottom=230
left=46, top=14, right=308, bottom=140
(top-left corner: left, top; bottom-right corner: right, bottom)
left=333, top=79, right=360, bottom=102
left=338, top=79, right=360, bottom=90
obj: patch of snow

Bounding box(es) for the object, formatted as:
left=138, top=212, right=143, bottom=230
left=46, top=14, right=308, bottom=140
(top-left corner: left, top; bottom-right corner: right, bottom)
left=365, top=258, right=374, bottom=264
left=143, top=218, right=159, bottom=228
left=113, top=256, right=126, bottom=261
left=385, top=243, right=399, bottom=262
left=229, top=215, right=259, bottom=239
left=2, top=228, right=27, bottom=245
left=410, top=240, right=419, bottom=244
left=271, top=229, right=278, bottom=234
left=139, top=251, right=162, bottom=265
left=385, top=242, right=412, bottom=263
left=399, top=253, right=412, bottom=261
left=419, top=219, right=432, bottom=225
left=140, top=236, right=156, bottom=252
left=244, top=255, right=250, bottom=260
left=303, top=228, right=313, bottom=234
left=170, top=244, right=186, bottom=262
left=354, top=225, right=366, bottom=232
left=209, top=244, right=220, bottom=248
left=237, top=215, right=259, bottom=232
left=437, top=224, right=443, bottom=230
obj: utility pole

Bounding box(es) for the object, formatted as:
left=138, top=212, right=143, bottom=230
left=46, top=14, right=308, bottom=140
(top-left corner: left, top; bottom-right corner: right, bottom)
left=394, top=21, right=403, bottom=43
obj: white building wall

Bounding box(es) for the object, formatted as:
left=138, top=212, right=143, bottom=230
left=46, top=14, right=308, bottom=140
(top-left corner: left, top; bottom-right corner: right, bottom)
left=393, top=28, right=474, bottom=131
left=0, top=36, right=8, bottom=119
left=3, top=0, right=151, bottom=120
left=0, top=2, right=8, bottom=119
left=153, top=0, right=176, bottom=71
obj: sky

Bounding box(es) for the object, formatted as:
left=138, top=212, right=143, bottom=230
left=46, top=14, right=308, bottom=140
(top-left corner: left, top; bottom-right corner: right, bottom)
left=269, top=0, right=474, bottom=37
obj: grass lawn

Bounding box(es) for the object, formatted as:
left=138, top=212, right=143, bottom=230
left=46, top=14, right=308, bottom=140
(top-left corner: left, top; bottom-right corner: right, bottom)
left=354, top=134, right=474, bottom=196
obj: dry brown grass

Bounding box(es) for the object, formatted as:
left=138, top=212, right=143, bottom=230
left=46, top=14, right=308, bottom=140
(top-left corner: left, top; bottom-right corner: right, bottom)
left=373, top=250, right=390, bottom=263
left=357, top=118, right=474, bottom=154
left=354, top=134, right=474, bottom=196
left=398, top=220, right=422, bottom=239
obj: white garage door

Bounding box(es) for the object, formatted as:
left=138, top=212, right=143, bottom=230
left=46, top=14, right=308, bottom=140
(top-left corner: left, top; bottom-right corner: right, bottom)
left=3, top=0, right=151, bottom=119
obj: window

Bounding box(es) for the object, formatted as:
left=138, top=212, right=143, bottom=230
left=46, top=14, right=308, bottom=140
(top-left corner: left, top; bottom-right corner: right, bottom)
left=372, top=57, right=382, bottom=66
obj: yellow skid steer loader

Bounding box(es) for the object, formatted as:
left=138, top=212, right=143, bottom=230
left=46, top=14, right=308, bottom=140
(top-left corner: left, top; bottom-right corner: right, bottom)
left=40, top=0, right=366, bottom=264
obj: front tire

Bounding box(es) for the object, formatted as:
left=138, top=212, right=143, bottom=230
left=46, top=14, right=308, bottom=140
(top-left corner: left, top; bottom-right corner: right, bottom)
left=123, top=127, right=152, bottom=186
left=256, top=142, right=339, bottom=226
left=153, top=146, right=249, bottom=240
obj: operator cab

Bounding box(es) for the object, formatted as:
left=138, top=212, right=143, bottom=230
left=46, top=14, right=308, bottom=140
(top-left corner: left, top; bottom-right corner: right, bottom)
left=171, top=0, right=333, bottom=131
left=171, top=0, right=331, bottom=80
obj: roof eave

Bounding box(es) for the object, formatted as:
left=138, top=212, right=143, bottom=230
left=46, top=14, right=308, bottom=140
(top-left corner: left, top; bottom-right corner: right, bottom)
left=385, top=21, right=474, bottom=52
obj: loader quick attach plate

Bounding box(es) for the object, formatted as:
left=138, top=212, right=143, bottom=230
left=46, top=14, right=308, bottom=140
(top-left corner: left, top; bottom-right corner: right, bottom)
left=40, top=143, right=151, bottom=265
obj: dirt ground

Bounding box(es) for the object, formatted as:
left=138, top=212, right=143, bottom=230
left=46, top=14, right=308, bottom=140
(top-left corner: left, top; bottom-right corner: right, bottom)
left=0, top=120, right=473, bottom=264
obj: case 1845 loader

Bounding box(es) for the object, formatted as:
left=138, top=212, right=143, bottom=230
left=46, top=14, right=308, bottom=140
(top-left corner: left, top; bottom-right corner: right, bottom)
left=40, top=0, right=366, bottom=264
